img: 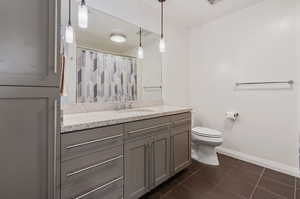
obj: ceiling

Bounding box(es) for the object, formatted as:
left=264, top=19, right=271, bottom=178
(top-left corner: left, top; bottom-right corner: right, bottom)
left=142, top=0, right=266, bottom=28
left=62, top=0, right=267, bottom=42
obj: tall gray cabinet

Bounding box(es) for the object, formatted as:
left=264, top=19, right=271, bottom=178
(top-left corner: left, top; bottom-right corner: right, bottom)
left=0, top=0, right=61, bottom=198
left=0, top=0, right=60, bottom=87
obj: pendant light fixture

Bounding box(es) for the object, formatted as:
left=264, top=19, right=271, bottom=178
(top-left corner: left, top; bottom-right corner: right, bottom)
left=78, top=0, right=88, bottom=29
left=138, top=27, right=144, bottom=59
left=158, top=0, right=166, bottom=53
left=65, top=0, right=74, bottom=43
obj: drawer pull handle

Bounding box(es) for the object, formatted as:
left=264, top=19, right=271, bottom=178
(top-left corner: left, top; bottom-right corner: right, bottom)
left=73, top=176, right=123, bottom=199
left=67, top=155, right=123, bottom=177
left=173, top=119, right=191, bottom=125
left=128, top=123, right=171, bottom=135
left=66, top=134, right=123, bottom=149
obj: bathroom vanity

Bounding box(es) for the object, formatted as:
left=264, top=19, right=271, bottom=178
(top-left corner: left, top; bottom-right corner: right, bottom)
left=61, top=106, right=192, bottom=199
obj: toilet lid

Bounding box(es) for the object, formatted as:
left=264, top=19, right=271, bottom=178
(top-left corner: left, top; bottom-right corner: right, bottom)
left=192, top=127, right=222, bottom=138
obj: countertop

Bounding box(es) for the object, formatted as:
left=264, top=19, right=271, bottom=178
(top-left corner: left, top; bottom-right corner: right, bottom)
left=61, top=105, right=192, bottom=133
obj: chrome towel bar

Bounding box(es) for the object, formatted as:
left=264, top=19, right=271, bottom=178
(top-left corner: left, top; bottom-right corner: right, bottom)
left=143, top=86, right=162, bottom=89
left=235, top=80, right=294, bottom=86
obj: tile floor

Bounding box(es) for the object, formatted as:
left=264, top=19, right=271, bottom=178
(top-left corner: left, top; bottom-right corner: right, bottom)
left=142, top=154, right=300, bottom=199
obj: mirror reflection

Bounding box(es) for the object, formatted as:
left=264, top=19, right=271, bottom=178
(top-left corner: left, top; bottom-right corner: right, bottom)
left=61, top=3, right=163, bottom=105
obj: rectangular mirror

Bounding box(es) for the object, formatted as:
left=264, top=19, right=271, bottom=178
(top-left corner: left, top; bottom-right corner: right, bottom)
left=61, top=2, right=162, bottom=106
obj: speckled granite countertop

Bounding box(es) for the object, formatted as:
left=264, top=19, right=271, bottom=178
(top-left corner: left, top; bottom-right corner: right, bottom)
left=61, top=105, right=192, bottom=133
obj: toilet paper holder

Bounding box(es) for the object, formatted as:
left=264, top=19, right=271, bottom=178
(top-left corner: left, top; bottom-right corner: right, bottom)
left=226, top=111, right=239, bottom=120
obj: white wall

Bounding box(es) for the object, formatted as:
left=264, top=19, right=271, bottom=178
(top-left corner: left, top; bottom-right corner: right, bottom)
left=189, top=0, right=299, bottom=175
left=162, top=26, right=190, bottom=106
left=89, top=0, right=190, bottom=106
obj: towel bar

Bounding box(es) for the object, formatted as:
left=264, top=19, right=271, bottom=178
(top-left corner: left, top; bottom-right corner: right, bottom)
left=235, top=80, right=294, bottom=86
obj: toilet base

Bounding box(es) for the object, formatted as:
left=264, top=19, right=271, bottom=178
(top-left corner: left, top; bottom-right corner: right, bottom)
left=191, top=143, right=220, bottom=166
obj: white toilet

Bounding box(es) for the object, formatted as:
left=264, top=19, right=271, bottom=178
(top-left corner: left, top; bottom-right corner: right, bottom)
left=191, top=127, right=223, bottom=166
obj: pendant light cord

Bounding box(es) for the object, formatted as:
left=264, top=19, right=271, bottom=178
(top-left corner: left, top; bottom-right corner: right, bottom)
left=139, top=27, right=142, bottom=47
left=161, top=1, right=164, bottom=38
left=68, top=0, right=71, bottom=25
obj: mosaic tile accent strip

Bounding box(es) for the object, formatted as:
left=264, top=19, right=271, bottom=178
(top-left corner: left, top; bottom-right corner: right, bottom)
left=77, top=47, right=137, bottom=103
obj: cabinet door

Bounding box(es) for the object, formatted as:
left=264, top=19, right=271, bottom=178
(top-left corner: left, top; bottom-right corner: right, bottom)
left=152, top=131, right=170, bottom=188
left=124, top=137, right=152, bottom=199
left=0, top=87, right=60, bottom=199
left=0, top=0, right=60, bottom=86
left=171, top=129, right=191, bottom=175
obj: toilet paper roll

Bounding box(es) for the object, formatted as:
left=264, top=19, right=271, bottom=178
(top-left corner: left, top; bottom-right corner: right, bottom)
left=226, top=111, right=239, bottom=120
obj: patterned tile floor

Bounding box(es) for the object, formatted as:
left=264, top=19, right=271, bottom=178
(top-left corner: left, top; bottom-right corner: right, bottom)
left=141, top=154, right=300, bottom=199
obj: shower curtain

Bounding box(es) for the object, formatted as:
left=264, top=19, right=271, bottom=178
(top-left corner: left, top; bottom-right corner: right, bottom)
left=77, top=47, right=137, bottom=103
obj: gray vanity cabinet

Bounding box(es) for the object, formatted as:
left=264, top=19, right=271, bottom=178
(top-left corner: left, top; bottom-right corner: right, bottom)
left=61, top=125, right=124, bottom=199
left=0, top=87, right=60, bottom=199
left=152, top=132, right=170, bottom=188
left=61, top=146, right=123, bottom=199
left=62, top=112, right=191, bottom=199
left=124, top=137, right=152, bottom=199
left=171, top=114, right=192, bottom=175
left=124, top=118, right=172, bottom=199
left=0, top=0, right=60, bottom=87
left=124, top=132, right=170, bottom=199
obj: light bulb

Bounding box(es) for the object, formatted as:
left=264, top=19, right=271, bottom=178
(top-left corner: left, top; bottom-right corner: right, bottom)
left=138, top=46, right=144, bottom=59
left=159, top=37, right=166, bottom=53
left=78, top=2, right=88, bottom=29
left=65, top=25, right=74, bottom=43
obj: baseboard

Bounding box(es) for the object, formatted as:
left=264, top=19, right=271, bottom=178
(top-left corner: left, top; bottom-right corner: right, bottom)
left=217, top=147, right=300, bottom=177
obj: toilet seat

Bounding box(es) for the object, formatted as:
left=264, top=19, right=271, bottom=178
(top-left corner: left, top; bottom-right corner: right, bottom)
left=192, top=133, right=223, bottom=146
left=192, top=127, right=222, bottom=138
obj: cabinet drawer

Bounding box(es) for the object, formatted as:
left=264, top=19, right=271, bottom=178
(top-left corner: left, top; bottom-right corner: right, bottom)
left=61, top=125, right=123, bottom=160
left=125, top=116, right=171, bottom=140
left=61, top=146, right=123, bottom=199
left=171, top=112, right=191, bottom=123
left=172, top=121, right=191, bottom=135
left=66, top=177, right=123, bottom=199
left=172, top=113, right=191, bottom=134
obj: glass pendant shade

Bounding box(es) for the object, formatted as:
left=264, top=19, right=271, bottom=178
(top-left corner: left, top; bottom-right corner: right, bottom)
left=159, top=0, right=166, bottom=53
left=138, top=46, right=144, bottom=59
left=65, top=25, right=74, bottom=43
left=65, top=0, right=74, bottom=43
left=78, top=1, right=88, bottom=28
left=159, top=37, right=166, bottom=53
